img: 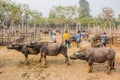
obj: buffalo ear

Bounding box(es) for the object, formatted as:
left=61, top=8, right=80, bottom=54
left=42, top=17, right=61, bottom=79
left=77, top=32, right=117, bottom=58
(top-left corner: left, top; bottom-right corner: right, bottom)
left=78, top=50, right=81, bottom=53
left=75, top=50, right=81, bottom=55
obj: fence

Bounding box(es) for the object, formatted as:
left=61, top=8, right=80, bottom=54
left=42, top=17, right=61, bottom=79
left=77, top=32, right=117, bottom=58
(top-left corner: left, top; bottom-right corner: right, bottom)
left=0, top=25, right=120, bottom=47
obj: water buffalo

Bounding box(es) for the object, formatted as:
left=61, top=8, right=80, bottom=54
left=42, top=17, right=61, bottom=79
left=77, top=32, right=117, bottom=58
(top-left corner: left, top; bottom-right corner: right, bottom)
left=70, top=47, right=115, bottom=74
left=7, top=43, right=40, bottom=64
left=56, top=30, right=61, bottom=34
left=42, top=31, right=49, bottom=36
left=7, top=42, right=70, bottom=66
left=29, top=42, right=70, bottom=66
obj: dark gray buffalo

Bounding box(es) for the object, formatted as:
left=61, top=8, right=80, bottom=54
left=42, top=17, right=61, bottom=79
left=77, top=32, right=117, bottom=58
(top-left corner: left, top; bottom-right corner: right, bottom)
left=7, top=42, right=70, bottom=66
left=70, top=47, right=116, bottom=74
left=7, top=43, right=39, bottom=64
left=29, top=42, right=70, bottom=66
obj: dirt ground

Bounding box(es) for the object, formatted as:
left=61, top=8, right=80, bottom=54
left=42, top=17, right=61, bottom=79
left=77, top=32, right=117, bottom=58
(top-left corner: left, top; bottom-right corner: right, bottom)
left=0, top=34, right=120, bottom=80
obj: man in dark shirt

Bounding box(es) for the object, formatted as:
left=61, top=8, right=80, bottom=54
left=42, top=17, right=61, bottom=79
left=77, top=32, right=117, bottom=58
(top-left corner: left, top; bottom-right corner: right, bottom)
left=101, top=32, right=108, bottom=46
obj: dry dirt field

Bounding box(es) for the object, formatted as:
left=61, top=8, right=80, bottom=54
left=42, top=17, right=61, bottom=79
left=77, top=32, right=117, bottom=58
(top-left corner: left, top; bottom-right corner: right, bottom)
left=0, top=34, right=120, bottom=80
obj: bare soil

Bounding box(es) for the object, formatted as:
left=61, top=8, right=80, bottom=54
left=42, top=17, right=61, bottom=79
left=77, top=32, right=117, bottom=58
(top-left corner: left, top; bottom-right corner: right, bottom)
left=0, top=34, right=120, bottom=80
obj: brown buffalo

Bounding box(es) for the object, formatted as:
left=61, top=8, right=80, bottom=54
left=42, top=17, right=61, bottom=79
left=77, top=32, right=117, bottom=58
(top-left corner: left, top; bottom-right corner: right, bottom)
left=70, top=47, right=116, bottom=74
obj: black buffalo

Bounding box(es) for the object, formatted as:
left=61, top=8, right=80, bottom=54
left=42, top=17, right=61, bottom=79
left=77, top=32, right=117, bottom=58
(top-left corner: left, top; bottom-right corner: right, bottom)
left=42, top=31, right=49, bottom=36
left=7, top=43, right=40, bottom=64
left=56, top=30, right=61, bottom=34
left=70, top=47, right=116, bottom=74
left=7, top=42, right=70, bottom=66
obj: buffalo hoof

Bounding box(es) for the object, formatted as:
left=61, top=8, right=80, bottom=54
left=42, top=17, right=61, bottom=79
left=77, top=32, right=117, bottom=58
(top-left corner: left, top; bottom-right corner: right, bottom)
left=20, top=61, right=25, bottom=64
left=88, top=71, right=92, bottom=73
left=20, top=61, right=29, bottom=65
left=111, top=67, right=116, bottom=70
left=24, top=61, right=30, bottom=65
left=38, top=60, right=42, bottom=63
left=106, top=66, right=109, bottom=69
left=88, top=66, right=93, bottom=73
left=21, top=72, right=27, bottom=78
left=40, top=65, right=48, bottom=68
left=67, top=63, right=70, bottom=66
left=106, top=71, right=111, bottom=75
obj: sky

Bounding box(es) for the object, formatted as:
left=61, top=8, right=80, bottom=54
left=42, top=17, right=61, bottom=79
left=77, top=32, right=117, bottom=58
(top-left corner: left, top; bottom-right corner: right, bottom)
left=11, top=0, right=120, bottom=18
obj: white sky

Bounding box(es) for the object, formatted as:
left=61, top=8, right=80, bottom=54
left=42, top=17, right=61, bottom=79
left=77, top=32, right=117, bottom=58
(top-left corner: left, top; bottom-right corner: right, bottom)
left=11, top=0, right=120, bottom=18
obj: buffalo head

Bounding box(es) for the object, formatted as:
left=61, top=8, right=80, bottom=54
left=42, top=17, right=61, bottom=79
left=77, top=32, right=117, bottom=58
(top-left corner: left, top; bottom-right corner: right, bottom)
left=70, top=50, right=86, bottom=60
left=7, top=43, right=23, bottom=50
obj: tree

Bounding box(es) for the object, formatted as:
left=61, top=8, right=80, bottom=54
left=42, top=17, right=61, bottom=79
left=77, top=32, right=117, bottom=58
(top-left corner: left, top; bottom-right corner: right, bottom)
left=28, top=9, right=46, bottom=27
left=78, top=0, right=90, bottom=18
left=0, top=0, right=46, bottom=28
left=101, top=7, right=114, bottom=21
left=101, top=7, right=116, bottom=27
left=48, top=5, right=77, bottom=26
left=0, top=0, right=22, bottom=26
left=118, top=14, right=120, bottom=22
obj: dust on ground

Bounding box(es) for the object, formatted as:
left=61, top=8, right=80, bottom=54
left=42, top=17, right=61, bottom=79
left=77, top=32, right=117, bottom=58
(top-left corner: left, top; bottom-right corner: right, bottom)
left=0, top=34, right=120, bottom=80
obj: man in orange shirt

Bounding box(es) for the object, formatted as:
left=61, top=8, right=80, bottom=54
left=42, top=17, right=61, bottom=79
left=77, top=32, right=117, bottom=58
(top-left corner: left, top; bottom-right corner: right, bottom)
left=63, top=31, right=70, bottom=48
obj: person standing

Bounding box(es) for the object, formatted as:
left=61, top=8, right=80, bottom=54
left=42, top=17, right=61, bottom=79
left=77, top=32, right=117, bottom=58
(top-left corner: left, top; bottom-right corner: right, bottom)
left=50, top=30, right=54, bottom=41
left=101, top=32, right=108, bottom=46
left=51, top=33, right=56, bottom=43
left=63, top=31, right=70, bottom=48
left=76, top=31, right=81, bottom=48
left=81, top=31, right=87, bottom=41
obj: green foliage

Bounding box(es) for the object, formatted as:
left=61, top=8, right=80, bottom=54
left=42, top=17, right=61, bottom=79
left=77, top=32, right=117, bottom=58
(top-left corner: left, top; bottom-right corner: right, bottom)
left=101, top=7, right=114, bottom=21
left=78, top=0, right=90, bottom=18
left=48, top=5, right=77, bottom=26
left=0, top=0, right=45, bottom=26
left=0, top=0, right=118, bottom=28
left=118, top=14, right=120, bottom=22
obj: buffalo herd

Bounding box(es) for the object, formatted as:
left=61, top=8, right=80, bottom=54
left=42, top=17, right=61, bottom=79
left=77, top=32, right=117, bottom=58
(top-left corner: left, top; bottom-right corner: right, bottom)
left=7, top=42, right=70, bottom=66
left=7, top=41, right=116, bottom=74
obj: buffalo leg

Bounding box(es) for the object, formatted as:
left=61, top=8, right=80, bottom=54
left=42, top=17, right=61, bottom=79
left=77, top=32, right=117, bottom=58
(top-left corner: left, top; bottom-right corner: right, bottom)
left=107, top=60, right=112, bottom=74
left=88, top=63, right=93, bottom=73
left=41, top=55, right=47, bottom=66
left=110, top=58, right=115, bottom=69
left=63, top=54, right=70, bottom=65
left=39, top=54, right=43, bottom=63
left=88, top=56, right=93, bottom=73
left=24, top=55, right=28, bottom=64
